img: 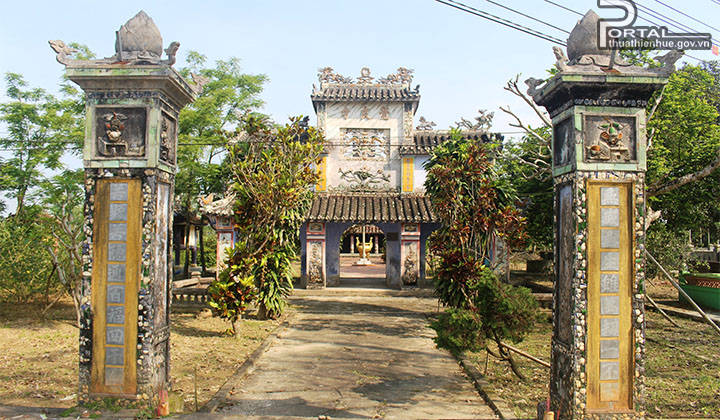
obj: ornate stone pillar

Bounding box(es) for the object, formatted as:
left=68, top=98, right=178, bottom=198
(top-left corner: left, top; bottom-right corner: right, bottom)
left=400, top=223, right=420, bottom=287
left=53, top=11, right=195, bottom=402
left=530, top=11, right=678, bottom=420
left=306, top=222, right=327, bottom=289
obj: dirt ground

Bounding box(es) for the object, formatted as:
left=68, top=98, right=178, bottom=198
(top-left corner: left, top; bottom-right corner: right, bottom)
left=0, top=299, right=279, bottom=413
left=469, top=306, right=720, bottom=419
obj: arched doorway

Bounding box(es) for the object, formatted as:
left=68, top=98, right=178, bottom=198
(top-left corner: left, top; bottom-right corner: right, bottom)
left=338, top=224, right=386, bottom=287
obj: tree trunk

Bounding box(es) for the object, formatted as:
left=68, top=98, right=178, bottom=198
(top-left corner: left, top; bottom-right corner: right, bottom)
left=231, top=310, right=243, bottom=338
left=15, top=189, right=26, bottom=219
left=257, top=304, right=268, bottom=321
left=199, top=219, right=206, bottom=275
left=500, top=343, right=526, bottom=380
left=183, top=224, right=190, bottom=279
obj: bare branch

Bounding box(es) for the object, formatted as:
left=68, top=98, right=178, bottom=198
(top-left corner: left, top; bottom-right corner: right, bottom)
left=499, top=106, right=550, bottom=147
left=504, top=75, right=552, bottom=127
left=647, top=86, right=665, bottom=123
left=645, top=86, right=665, bottom=151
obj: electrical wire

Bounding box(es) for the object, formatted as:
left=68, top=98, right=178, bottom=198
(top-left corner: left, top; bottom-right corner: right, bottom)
left=542, top=0, right=708, bottom=62
left=543, top=0, right=583, bottom=17
left=434, top=0, right=567, bottom=46
left=654, top=0, right=720, bottom=33
left=633, top=0, right=719, bottom=48
left=483, top=0, right=570, bottom=34
left=0, top=133, right=531, bottom=152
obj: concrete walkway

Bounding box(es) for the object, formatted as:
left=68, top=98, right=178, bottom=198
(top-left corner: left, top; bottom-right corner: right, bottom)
left=199, top=294, right=498, bottom=420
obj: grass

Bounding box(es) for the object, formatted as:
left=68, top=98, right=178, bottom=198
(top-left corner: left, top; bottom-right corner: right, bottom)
left=467, top=307, right=720, bottom=419
left=0, top=298, right=279, bottom=413
left=169, top=306, right=281, bottom=411
left=466, top=309, right=553, bottom=419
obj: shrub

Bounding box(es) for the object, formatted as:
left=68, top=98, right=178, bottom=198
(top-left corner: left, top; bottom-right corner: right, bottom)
left=0, top=211, right=59, bottom=303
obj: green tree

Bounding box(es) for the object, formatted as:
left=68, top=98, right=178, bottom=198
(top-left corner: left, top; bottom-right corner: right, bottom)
left=39, top=169, right=85, bottom=325
left=499, top=77, right=555, bottom=250
left=175, top=52, right=268, bottom=276
left=209, top=115, right=323, bottom=330
left=498, top=125, right=553, bottom=250
left=0, top=73, right=83, bottom=217
left=502, top=60, right=720, bottom=268
left=646, top=64, right=720, bottom=230
left=0, top=208, right=57, bottom=303
left=425, top=131, right=538, bottom=378
left=176, top=52, right=268, bottom=205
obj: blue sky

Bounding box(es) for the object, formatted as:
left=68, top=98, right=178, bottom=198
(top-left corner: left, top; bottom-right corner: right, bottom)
left=0, top=0, right=718, bottom=211
left=2, top=0, right=717, bottom=130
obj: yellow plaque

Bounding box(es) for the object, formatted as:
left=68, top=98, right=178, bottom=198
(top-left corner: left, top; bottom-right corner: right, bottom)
left=316, top=156, right=327, bottom=192
left=90, top=179, right=140, bottom=397
left=402, top=157, right=414, bottom=192
left=586, top=181, right=633, bottom=412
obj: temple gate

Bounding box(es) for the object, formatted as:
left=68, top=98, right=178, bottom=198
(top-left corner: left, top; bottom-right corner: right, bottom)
left=299, top=67, right=493, bottom=289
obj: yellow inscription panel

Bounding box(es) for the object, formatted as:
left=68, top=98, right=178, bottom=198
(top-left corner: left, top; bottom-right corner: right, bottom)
left=90, top=179, right=140, bottom=397
left=587, top=181, right=633, bottom=412
left=316, top=156, right=327, bottom=192
left=402, top=157, right=414, bottom=192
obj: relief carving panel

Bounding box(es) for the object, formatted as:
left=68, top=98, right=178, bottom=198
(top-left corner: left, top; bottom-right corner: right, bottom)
left=95, top=108, right=147, bottom=157
left=308, top=241, right=325, bottom=286
left=159, top=113, right=176, bottom=165
left=556, top=183, right=574, bottom=344
left=584, top=116, right=636, bottom=162
left=342, top=128, right=389, bottom=160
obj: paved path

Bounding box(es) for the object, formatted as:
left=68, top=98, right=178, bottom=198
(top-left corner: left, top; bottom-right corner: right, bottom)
left=205, top=294, right=498, bottom=420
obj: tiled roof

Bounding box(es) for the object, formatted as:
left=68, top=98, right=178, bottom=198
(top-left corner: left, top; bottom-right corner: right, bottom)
left=311, top=85, right=420, bottom=103
left=306, top=193, right=436, bottom=223
left=400, top=130, right=490, bottom=155
left=199, top=193, right=235, bottom=217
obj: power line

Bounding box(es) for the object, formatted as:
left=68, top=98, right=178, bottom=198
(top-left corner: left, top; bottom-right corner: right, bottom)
left=655, top=0, right=720, bottom=33
left=0, top=134, right=531, bottom=151
left=0, top=131, right=529, bottom=145
left=634, top=0, right=719, bottom=48
left=483, top=0, right=570, bottom=34
left=543, top=0, right=583, bottom=17
left=434, top=0, right=567, bottom=46
left=543, top=0, right=707, bottom=62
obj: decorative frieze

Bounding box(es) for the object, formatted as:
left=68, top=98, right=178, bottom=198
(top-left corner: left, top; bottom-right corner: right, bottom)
left=342, top=129, right=389, bottom=161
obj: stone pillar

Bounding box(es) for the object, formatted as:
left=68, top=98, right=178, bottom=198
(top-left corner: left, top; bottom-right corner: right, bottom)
left=400, top=223, right=420, bottom=287
left=378, top=223, right=402, bottom=288
left=215, top=218, right=235, bottom=279
left=306, top=222, right=327, bottom=288
left=530, top=11, right=677, bottom=420
left=54, top=11, right=196, bottom=402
